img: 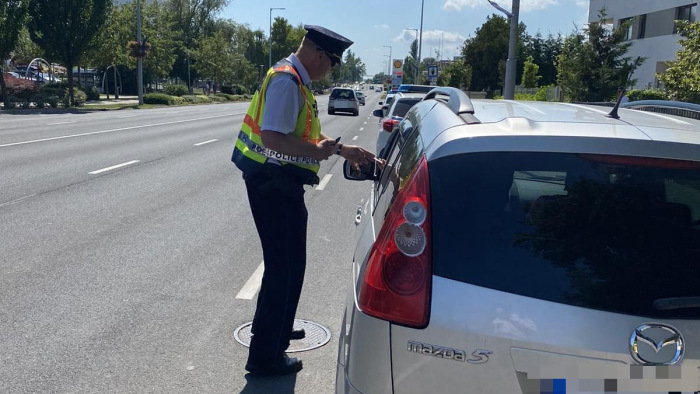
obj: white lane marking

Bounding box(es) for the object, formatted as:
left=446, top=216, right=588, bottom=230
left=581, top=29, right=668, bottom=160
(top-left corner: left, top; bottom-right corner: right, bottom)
left=194, top=139, right=218, bottom=146
left=315, top=174, right=333, bottom=191
left=236, top=262, right=265, bottom=300
left=0, top=113, right=236, bottom=149
left=46, top=121, right=76, bottom=126
left=0, top=194, right=37, bottom=208
left=359, top=127, right=364, bottom=131
left=352, top=136, right=358, bottom=141
left=88, top=160, right=140, bottom=175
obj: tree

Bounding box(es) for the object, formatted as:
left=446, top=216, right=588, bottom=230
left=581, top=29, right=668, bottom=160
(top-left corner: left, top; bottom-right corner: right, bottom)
left=523, top=32, right=562, bottom=86
left=403, top=39, right=418, bottom=84
left=461, top=14, right=528, bottom=92
left=657, top=20, right=700, bottom=103
left=521, top=56, right=541, bottom=88
left=165, top=0, right=229, bottom=89
left=437, top=58, right=472, bottom=90
left=556, top=11, right=642, bottom=102
left=27, top=0, right=111, bottom=106
left=1, top=0, right=29, bottom=107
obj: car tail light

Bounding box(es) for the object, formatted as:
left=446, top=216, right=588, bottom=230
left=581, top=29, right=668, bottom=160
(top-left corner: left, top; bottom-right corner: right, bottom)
left=358, top=156, right=431, bottom=327
left=382, top=118, right=400, bottom=133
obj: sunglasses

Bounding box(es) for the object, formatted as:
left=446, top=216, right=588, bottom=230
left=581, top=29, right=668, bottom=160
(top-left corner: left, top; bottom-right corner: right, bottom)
left=317, top=47, right=341, bottom=67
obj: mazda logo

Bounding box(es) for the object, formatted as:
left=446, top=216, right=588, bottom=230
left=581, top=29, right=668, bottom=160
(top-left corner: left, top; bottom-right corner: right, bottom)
left=629, top=323, right=684, bottom=365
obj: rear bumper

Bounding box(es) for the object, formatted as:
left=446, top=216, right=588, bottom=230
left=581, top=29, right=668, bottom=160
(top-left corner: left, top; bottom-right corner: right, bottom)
left=335, top=362, right=364, bottom=394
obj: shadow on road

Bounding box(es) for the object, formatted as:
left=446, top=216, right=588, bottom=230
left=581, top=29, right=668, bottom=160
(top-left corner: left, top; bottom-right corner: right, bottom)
left=239, top=373, right=297, bottom=394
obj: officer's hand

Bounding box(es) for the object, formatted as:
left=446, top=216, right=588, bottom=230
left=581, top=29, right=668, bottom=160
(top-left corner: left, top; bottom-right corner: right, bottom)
left=315, top=138, right=336, bottom=160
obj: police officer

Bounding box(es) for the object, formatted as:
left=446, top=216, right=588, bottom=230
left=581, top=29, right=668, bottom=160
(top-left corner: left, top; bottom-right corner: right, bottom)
left=232, top=25, right=373, bottom=376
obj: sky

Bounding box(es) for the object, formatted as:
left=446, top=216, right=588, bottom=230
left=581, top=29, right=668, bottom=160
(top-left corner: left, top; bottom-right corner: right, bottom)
left=221, top=0, right=591, bottom=78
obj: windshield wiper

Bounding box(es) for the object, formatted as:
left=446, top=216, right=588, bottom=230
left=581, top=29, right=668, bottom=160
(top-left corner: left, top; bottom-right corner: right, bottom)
left=652, top=297, right=700, bottom=311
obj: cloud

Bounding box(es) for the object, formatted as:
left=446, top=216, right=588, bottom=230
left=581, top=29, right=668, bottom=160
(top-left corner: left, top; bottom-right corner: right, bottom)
left=443, top=0, right=561, bottom=13
left=374, top=24, right=390, bottom=29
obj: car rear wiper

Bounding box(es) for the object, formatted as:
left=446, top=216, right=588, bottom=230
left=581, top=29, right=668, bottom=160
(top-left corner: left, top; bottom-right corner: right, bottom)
left=652, top=297, right=700, bottom=310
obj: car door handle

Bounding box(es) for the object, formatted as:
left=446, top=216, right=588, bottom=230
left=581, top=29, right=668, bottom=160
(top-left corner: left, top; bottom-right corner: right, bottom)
left=355, top=206, right=362, bottom=226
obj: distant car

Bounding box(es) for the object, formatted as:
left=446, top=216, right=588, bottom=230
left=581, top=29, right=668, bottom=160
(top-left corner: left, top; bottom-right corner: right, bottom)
left=314, top=88, right=326, bottom=95
left=328, top=87, right=359, bottom=116
left=397, top=84, right=435, bottom=93
left=375, top=86, right=383, bottom=92
left=372, top=92, right=425, bottom=156
left=336, top=87, right=700, bottom=394
left=355, top=90, right=365, bottom=106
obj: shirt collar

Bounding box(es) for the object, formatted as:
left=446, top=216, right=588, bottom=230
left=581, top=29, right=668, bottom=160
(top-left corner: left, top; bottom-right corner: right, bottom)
left=286, top=53, right=311, bottom=86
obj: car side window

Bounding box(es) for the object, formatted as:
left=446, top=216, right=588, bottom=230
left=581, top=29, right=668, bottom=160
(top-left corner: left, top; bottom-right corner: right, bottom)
left=373, top=126, right=423, bottom=216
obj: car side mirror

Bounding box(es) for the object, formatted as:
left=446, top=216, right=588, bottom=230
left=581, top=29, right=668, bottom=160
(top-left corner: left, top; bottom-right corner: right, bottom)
left=378, top=101, right=383, bottom=105
left=372, top=109, right=384, bottom=118
left=343, top=160, right=380, bottom=181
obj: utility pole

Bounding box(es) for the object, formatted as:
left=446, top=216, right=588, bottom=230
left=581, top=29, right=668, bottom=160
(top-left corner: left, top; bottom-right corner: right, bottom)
left=417, top=0, right=424, bottom=84
left=487, top=0, right=519, bottom=99
left=136, top=0, right=143, bottom=105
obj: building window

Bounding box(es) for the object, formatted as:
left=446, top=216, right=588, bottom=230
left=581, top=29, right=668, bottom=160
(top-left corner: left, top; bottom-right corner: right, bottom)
left=675, top=4, right=697, bottom=33
left=678, top=4, right=697, bottom=22
left=638, top=14, right=647, bottom=39
left=619, top=17, right=633, bottom=40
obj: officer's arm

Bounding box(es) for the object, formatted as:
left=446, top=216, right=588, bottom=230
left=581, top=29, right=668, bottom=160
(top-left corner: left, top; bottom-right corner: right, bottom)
left=261, top=130, right=335, bottom=160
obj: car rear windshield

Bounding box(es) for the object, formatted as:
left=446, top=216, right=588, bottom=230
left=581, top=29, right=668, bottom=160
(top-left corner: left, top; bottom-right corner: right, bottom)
left=430, top=152, right=700, bottom=318
left=391, top=98, right=422, bottom=118
left=330, top=89, right=353, bottom=99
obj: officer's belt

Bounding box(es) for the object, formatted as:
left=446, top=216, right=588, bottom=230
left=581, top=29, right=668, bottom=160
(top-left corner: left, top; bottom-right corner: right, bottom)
left=238, top=131, right=319, bottom=166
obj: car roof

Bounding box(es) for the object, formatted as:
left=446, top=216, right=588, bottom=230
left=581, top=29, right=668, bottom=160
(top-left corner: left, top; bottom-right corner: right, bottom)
left=409, top=95, right=700, bottom=162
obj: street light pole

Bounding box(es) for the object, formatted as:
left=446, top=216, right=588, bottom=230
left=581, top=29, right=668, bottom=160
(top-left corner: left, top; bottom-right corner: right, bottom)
left=382, top=45, right=392, bottom=76
left=417, top=0, right=424, bottom=84
left=406, top=28, right=419, bottom=83
left=269, top=7, right=285, bottom=70
left=136, top=0, right=143, bottom=105
left=487, top=0, right=519, bottom=99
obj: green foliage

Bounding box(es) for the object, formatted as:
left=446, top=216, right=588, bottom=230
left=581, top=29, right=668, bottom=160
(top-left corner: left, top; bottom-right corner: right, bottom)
left=84, top=85, right=100, bottom=101
left=164, top=84, right=189, bottom=96
left=214, top=92, right=235, bottom=101
left=28, top=0, right=111, bottom=106
left=63, top=88, right=86, bottom=106
left=3, top=76, right=38, bottom=105
left=181, top=94, right=210, bottom=103
left=144, top=93, right=175, bottom=105
left=461, top=15, right=528, bottom=92
left=40, top=81, right=86, bottom=106
left=627, top=89, right=666, bottom=101
left=556, top=10, right=642, bottom=102
left=657, top=20, right=700, bottom=103
left=521, top=56, right=541, bottom=88
left=0, top=0, right=30, bottom=106
left=523, top=32, right=562, bottom=87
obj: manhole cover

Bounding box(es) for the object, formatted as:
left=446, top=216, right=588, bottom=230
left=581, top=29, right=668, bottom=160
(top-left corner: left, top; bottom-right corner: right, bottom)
left=233, top=319, right=331, bottom=352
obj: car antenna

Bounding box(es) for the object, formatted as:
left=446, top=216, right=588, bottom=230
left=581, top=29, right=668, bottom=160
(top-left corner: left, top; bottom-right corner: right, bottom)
left=607, top=57, right=643, bottom=120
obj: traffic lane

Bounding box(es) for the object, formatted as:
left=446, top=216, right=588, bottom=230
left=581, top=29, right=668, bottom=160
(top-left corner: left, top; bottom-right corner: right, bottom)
left=0, top=112, right=376, bottom=392
left=0, top=139, right=268, bottom=393
left=0, top=113, right=241, bottom=205
left=0, top=103, right=248, bottom=145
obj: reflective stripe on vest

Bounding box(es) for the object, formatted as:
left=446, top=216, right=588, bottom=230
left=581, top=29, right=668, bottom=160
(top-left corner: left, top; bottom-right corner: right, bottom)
left=233, top=60, right=321, bottom=174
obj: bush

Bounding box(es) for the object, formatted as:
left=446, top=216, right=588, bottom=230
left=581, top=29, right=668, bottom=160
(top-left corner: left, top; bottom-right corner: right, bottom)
left=221, top=84, right=249, bottom=95
left=84, top=85, right=100, bottom=101
left=181, top=94, right=211, bottom=104
left=208, top=95, right=227, bottom=102
left=214, top=92, right=235, bottom=101
left=164, top=84, right=189, bottom=97
left=144, top=93, right=174, bottom=105
left=627, top=89, right=666, bottom=102
left=40, top=82, right=86, bottom=107
left=221, top=85, right=234, bottom=94
left=172, top=96, right=185, bottom=105
left=3, top=77, right=39, bottom=107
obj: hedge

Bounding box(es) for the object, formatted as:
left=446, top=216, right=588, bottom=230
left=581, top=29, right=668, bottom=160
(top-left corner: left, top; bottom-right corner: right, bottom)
left=144, top=93, right=175, bottom=105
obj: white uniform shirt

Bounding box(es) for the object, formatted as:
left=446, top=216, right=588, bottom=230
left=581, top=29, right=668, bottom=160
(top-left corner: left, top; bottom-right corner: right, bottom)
left=261, top=54, right=312, bottom=135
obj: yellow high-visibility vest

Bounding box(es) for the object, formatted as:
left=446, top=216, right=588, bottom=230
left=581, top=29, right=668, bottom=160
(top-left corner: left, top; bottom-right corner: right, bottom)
left=232, top=59, right=321, bottom=176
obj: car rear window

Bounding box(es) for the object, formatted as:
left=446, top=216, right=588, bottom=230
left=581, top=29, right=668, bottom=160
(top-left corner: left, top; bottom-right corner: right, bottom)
left=430, top=152, right=700, bottom=318
left=391, top=98, right=422, bottom=118
left=330, top=89, right=353, bottom=99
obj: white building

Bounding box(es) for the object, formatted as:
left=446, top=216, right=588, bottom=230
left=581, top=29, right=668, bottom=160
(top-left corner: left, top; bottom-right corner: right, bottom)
left=589, top=0, right=697, bottom=89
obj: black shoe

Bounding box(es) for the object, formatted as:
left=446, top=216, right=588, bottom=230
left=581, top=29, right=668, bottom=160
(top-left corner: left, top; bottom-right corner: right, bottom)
left=290, top=329, right=306, bottom=340
left=245, top=355, right=303, bottom=376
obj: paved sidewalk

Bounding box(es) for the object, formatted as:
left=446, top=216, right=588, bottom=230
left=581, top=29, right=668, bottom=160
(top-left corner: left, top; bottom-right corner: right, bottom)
left=85, top=95, right=140, bottom=106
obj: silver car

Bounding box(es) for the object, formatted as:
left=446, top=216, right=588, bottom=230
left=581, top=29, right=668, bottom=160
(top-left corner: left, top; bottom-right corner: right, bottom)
left=329, top=87, right=360, bottom=116
left=337, top=87, right=700, bottom=393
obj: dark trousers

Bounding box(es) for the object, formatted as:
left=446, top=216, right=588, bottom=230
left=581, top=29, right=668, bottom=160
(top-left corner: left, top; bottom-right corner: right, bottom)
left=244, top=165, right=308, bottom=364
